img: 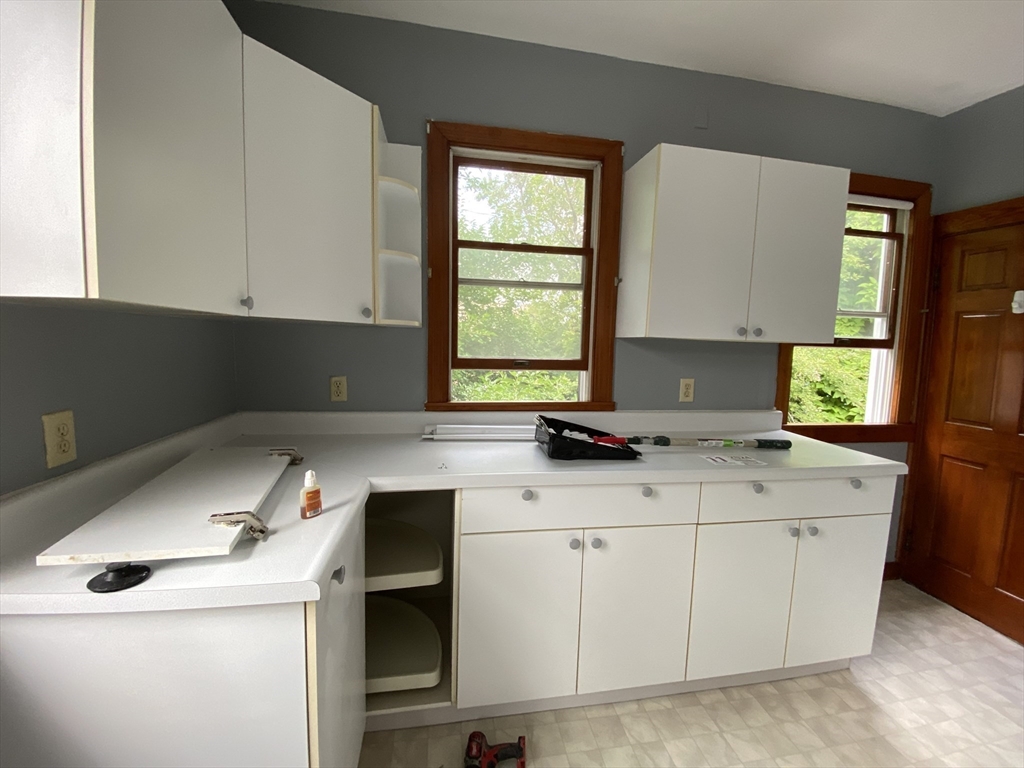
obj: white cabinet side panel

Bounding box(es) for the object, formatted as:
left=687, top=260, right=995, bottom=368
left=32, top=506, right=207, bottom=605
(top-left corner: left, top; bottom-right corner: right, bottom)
left=314, top=510, right=366, bottom=768
left=243, top=37, right=374, bottom=323
left=577, top=524, right=694, bottom=694
left=457, top=530, right=583, bottom=708
left=91, top=0, right=247, bottom=314
left=687, top=520, right=798, bottom=680
left=0, top=0, right=85, bottom=297
left=615, top=148, right=659, bottom=338
left=647, top=146, right=760, bottom=341
left=786, top=514, right=890, bottom=667
left=0, top=602, right=308, bottom=768
left=746, top=158, right=849, bottom=343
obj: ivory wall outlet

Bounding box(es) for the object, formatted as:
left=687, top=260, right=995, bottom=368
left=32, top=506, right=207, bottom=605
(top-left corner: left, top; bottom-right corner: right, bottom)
left=330, top=376, right=348, bottom=402
left=679, top=378, right=695, bottom=403
left=42, top=409, right=77, bottom=469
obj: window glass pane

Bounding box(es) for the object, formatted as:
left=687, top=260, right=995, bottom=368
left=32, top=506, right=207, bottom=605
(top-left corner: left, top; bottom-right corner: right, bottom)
left=459, top=249, right=583, bottom=284
left=457, top=285, right=583, bottom=359
left=789, top=347, right=872, bottom=424
left=846, top=208, right=891, bottom=232
left=451, top=370, right=580, bottom=402
left=456, top=165, right=586, bottom=247
left=838, top=235, right=893, bottom=313
left=835, top=316, right=888, bottom=340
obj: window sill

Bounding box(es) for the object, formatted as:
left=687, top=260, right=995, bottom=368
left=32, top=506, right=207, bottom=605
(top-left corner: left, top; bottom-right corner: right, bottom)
left=783, top=423, right=915, bottom=443
left=425, top=401, right=616, bottom=412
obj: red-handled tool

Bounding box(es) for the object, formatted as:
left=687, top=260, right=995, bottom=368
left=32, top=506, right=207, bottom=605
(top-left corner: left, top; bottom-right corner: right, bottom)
left=464, top=731, right=526, bottom=768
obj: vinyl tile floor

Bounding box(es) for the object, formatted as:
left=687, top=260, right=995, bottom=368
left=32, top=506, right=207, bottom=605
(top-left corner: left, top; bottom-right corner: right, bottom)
left=359, top=581, right=1024, bottom=768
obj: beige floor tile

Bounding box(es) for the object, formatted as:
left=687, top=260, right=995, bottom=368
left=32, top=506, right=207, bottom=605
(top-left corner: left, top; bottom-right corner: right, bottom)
left=559, top=719, right=599, bottom=753
left=392, top=725, right=432, bottom=742
left=732, top=698, right=775, bottom=728
left=641, top=696, right=675, bottom=711
left=525, top=710, right=558, bottom=725
left=565, top=749, right=606, bottom=767
left=756, top=694, right=801, bottom=724
left=741, top=759, right=779, bottom=767
left=776, top=721, right=826, bottom=753
left=532, top=755, right=571, bottom=768
left=663, top=737, right=709, bottom=768
left=692, top=732, right=742, bottom=767
left=358, top=740, right=394, bottom=768
left=389, top=738, right=428, bottom=768
left=620, top=713, right=661, bottom=745
left=881, top=729, right=936, bottom=762
left=425, top=734, right=463, bottom=768
left=528, top=723, right=568, bottom=758
left=633, top=740, right=675, bottom=767
left=589, top=715, right=632, bottom=749
left=785, top=747, right=841, bottom=768
left=697, top=688, right=729, bottom=705
left=600, top=745, right=641, bottom=767
left=458, top=717, right=495, bottom=736
left=363, top=730, right=395, bottom=747
left=750, top=723, right=802, bottom=758
left=556, top=707, right=591, bottom=723
left=667, top=691, right=702, bottom=709
left=704, top=700, right=748, bottom=732
left=427, top=721, right=461, bottom=739
left=614, top=700, right=644, bottom=715
left=858, top=735, right=914, bottom=767
left=782, top=691, right=827, bottom=720
left=801, top=715, right=858, bottom=747
left=586, top=703, right=621, bottom=719
left=647, top=708, right=689, bottom=741
left=722, top=728, right=772, bottom=762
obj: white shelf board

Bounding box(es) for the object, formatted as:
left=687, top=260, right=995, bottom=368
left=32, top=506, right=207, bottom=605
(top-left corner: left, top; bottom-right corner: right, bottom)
left=365, top=519, right=443, bottom=592
left=366, top=596, right=443, bottom=694
left=378, top=175, right=419, bottom=199
left=377, top=248, right=419, bottom=264
left=376, top=249, right=422, bottom=326
left=376, top=319, right=421, bottom=327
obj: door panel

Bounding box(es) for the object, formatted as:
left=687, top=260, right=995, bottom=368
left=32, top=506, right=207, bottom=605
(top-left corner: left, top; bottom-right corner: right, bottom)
left=786, top=514, right=890, bottom=667
left=577, top=525, right=694, bottom=694
left=457, top=530, right=583, bottom=708
left=908, top=219, right=1024, bottom=642
left=686, top=520, right=798, bottom=680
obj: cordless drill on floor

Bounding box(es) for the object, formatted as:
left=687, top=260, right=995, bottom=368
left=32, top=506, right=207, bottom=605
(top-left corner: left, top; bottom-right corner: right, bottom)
left=464, top=731, right=526, bottom=768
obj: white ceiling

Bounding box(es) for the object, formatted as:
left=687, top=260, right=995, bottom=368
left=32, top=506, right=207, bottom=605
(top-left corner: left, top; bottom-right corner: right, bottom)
left=263, top=0, right=1024, bottom=116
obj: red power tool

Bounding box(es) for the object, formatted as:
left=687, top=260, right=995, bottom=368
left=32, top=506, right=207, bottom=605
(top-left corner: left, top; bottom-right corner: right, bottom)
left=464, top=731, right=526, bottom=768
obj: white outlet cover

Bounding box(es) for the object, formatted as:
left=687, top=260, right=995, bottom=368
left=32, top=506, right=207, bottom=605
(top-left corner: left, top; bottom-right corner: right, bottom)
left=330, top=376, right=348, bottom=402
left=41, top=409, right=77, bottom=469
left=679, top=378, right=695, bottom=403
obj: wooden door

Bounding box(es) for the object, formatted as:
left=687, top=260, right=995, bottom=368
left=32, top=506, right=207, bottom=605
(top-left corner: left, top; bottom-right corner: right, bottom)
left=242, top=37, right=374, bottom=324
left=646, top=145, right=760, bottom=341
left=786, top=514, right=890, bottom=667
left=907, top=213, right=1024, bottom=642
left=457, top=529, right=583, bottom=708
left=746, top=158, right=849, bottom=344
left=686, top=520, right=799, bottom=680
left=577, top=524, right=694, bottom=694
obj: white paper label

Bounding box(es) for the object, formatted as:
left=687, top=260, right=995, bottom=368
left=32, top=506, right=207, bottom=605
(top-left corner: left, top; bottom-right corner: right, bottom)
left=701, top=455, right=767, bottom=466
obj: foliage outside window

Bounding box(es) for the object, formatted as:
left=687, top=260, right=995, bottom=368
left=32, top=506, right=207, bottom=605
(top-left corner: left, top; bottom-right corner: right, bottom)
left=788, top=205, right=906, bottom=424
left=451, top=157, right=596, bottom=403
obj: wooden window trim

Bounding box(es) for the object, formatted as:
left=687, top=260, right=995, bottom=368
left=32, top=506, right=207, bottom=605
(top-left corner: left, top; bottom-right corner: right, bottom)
left=426, top=121, right=623, bottom=411
left=777, top=173, right=933, bottom=443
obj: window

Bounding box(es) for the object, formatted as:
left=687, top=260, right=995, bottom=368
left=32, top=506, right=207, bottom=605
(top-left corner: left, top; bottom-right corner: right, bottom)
left=777, top=175, right=932, bottom=441
left=426, top=123, right=623, bottom=410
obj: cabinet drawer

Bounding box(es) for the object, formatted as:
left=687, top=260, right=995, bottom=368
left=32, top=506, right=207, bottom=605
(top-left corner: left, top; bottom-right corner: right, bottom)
left=461, top=484, right=699, bottom=534
left=699, top=475, right=896, bottom=524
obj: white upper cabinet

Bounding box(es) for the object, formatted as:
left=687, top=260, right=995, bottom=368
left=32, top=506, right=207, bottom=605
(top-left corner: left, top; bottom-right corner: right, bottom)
left=616, top=143, right=849, bottom=344
left=242, top=37, right=374, bottom=324
left=0, top=0, right=249, bottom=314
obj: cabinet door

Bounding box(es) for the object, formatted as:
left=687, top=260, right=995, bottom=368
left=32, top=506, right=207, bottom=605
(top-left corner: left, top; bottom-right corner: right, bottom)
left=310, top=512, right=365, bottom=768
left=647, top=145, right=761, bottom=341
left=243, top=37, right=374, bottom=323
left=577, top=525, right=694, bottom=694
left=786, top=514, right=890, bottom=667
left=91, top=0, right=248, bottom=314
left=746, top=157, right=849, bottom=343
left=687, top=520, right=799, bottom=680
left=457, top=530, right=583, bottom=708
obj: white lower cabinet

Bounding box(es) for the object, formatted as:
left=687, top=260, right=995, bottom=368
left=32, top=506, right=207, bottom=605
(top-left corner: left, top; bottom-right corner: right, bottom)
left=687, top=519, right=800, bottom=680
left=457, top=529, right=584, bottom=708
left=786, top=514, right=890, bottom=667
left=578, top=525, right=695, bottom=694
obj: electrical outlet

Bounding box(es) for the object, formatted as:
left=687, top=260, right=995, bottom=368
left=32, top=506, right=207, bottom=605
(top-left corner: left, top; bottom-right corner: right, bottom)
left=41, top=409, right=77, bottom=469
left=679, top=378, right=695, bottom=403
left=330, top=376, right=348, bottom=402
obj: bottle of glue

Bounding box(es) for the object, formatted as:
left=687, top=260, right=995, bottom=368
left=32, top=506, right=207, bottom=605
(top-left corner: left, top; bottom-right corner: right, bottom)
left=300, top=470, right=323, bottom=519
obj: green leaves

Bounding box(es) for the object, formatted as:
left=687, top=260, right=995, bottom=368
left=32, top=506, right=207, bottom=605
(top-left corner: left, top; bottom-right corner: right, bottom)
left=788, top=347, right=870, bottom=424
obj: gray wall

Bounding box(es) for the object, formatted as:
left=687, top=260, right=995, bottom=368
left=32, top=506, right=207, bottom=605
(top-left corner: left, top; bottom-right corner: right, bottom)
left=224, top=1, right=941, bottom=414
left=0, top=300, right=237, bottom=495
left=933, top=86, right=1024, bottom=215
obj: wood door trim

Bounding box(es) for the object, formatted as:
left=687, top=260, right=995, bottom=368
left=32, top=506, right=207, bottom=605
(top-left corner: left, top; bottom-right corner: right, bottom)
left=935, top=196, right=1024, bottom=237
left=783, top=423, right=916, bottom=443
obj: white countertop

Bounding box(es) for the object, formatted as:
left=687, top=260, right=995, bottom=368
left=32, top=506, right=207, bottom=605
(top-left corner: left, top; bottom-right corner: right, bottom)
left=0, top=411, right=907, bottom=616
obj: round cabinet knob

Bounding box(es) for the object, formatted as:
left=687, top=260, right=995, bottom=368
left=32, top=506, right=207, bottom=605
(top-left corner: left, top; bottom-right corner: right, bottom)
left=737, top=327, right=747, bottom=337
left=850, top=478, right=863, bottom=489
left=752, top=482, right=765, bottom=494
left=569, top=538, right=582, bottom=550
left=361, top=307, right=373, bottom=318
left=752, top=327, right=763, bottom=337
left=521, top=489, right=534, bottom=501
left=807, top=526, right=819, bottom=537
left=789, top=527, right=800, bottom=538
left=591, top=537, right=603, bottom=549
left=240, top=296, right=254, bottom=310
left=641, top=486, right=654, bottom=498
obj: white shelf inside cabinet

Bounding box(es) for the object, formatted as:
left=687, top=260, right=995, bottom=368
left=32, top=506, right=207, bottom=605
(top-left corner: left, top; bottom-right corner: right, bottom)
left=376, top=250, right=422, bottom=326
left=365, top=519, right=442, bottom=592
left=377, top=177, right=421, bottom=257
left=366, top=596, right=443, bottom=694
